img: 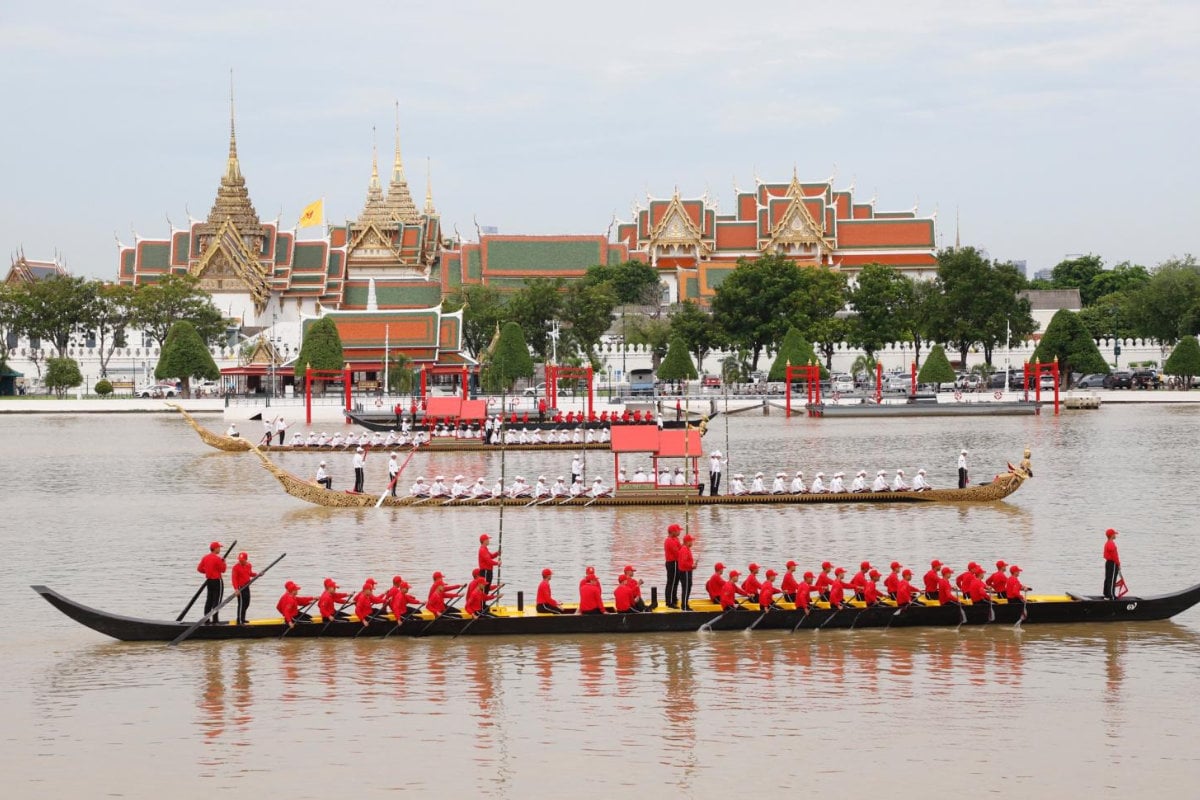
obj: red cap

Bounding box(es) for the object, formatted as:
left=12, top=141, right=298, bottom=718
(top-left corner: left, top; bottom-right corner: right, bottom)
left=472, top=568, right=481, bottom=578
left=931, top=559, right=942, bottom=568
left=967, top=561, right=979, bottom=571
left=542, top=568, right=552, bottom=578
left=1011, top=565, right=1022, bottom=573
left=210, top=541, right=222, bottom=551
left=869, top=569, right=881, bottom=579
left=585, top=566, right=595, bottom=574
left=748, top=563, right=760, bottom=572
left=432, top=571, right=444, bottom=580
left=786, top=560, right=797, bottom=568
left=803, top=571, right=815, bottom=580
left=618, top=574, right=627, bottom=583
left=238, top=552, right=248, bottom=561
left=860, top=561, right=871, bottom=570
left=821, top=561, right=832, bottom=570
left=285, top=580, right=299, bottom=591
left=835, top=567, right=846, bottom=575
left=714, top=562, right=725, bottom=571
left=996, top=560, right=1007, bottom=569
left=890, top=561, right=901, bottom=570
left=364, top=578, right=377, bottom=587
left=902, top=569, right=913, bottom=577
left=667, top=524, right=682, bottom=534
left=765, top=569, right=778, bottom=577
left=683, top=534, right=694, bottom=543
left=729, top=570, right=741, bottom=578
left=323, top=578, right=336, bottom=589
left=624, top=565, right=636, bottom=573
left=1106, top=528, right=1118, bottom=537
left=392, top=575, right=403, bottom=584
left=941, top=566, right=952, bottom=575
left=480, top=533, right=490, bottom=542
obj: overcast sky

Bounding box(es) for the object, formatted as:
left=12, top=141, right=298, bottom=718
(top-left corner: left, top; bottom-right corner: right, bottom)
left=2, top=1, right=1196, bottom=280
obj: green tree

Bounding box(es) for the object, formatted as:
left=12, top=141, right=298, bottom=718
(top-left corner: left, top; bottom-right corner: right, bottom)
left=916, top=344, right=955, bottom=386
left=296, top=317, right=345, bottom=388
left=848, top=263, right=912, bottom=358
left=981, top=262, right=1036, bottom=365
left=93, top=282, right=136, bottom=378
left=1092, top=262, right=1151, bottom=299
left=657, top=337, right=698, bottom=387
left=1078, top=291, right=1139, bottom=339
left=711, top=253, right=808, bottom=369
left=482, top=321, right=534, bottom=392
left=1051, top=254, right=1105, bottom=305
left=507, top=278, right=564, bottom=359
left=44, top=356, right=82, bottom=398
left=768, top=327, right=821, bottom=381
left=582, top=260, right=661, bottom=305
left=625, top=314, right=672, bottom=369
left=94, top=378, right=113, bottom=396
left=901, top=278, right=942, bottom=366
left=1128, top=256, right=1200, bottom=342
left=156, top=320, right=220, bottom=397
left=1164, top=336, right=1200, bottom=388
left=933, top=247, right=1035, bottom=366
left=131, top=273, right=225, bottom=348
left=810, top=317, right=848, bottom=372
left=444, top=284, right=507, bottom=358
left=13, top=274, right=97, bottom=356
left=1030, top=309, right=1109, bottom=385
left=0, top=283, right=20, bottom=372
left=561, top=280, right=616, bottom=359
left=669, top=300, right=720, bottom=371
left=387, top=353, right=415, bottom=394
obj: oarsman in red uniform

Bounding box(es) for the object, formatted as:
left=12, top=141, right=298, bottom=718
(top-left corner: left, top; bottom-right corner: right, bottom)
left=814, top=561, right=834, bottom=600
left=741, top=563, right=763, bottom=600
left=794, top=572, right=816, bottom=611
left=705, top=562, right=727, bottom=602
left=578, top=574, right=606, bottom=614
left=578, top=565, right=601, bottom=597
left=1103, top=528, right=1122, bottom=599
left=937, top=566, right=959, bottom=607
left=464, top=579, right=498, bottom=617
left=719, top=570, right=746, bottom=610
left=277, top=581, right=314, bottom=627
left=384, top=577, right=420, bottom=619
left=895, top=569, right=919, bottom=607
left=632, top=409, right=643, bottom=423
left=478, top=534, right=501, bottom=589
left=924, top=559, right=943, bottom=600
left=849, top=560, right=872, bottom=599
left=1005, top=565, right=1029, bottom=601
left=663, top=523, right=682, bottom=608
left=883, top=561, right=902, bottom=599
left=355, top=578, right=387, bottom=625
left=758, top=569, right=781, bottom=610
left=231, top=551, right=257, bottom=625
left=197, top=541, right=227, bottom=624
left=317, top=578, right=350, bottom=622
left=956, top=562, right=979, bottom=594
left=427, top=571, right=463, bottom=618
left=677, top=535, right=697, bottom=610
left=536, top=568, right=564, bottom=614
left=614, top=575, right=637, bottom=613
left=987, top=560, right=1010, bottom=595
left=780, top=560, right=800, bottom=604
left=622, top=565, right=650, bottom=612
left=621, top=409, right=631, bottom=423
left=862, top=569, right=883, bottom=606
left=964, top=569, right=991, bottom=608
left=828, top=567, right=850, bottom=609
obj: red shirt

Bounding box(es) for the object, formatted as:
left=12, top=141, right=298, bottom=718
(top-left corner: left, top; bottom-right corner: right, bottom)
left=705, top=571, right=725, bottom=600
left=937, top=577, right=957, bottom=603
left=923, top=569, right=940, bottom=595
left=231, top=562, right=256, bottom=590
left=758, top=581, right=778, bottom=608
left=741, top=574, right=761, bottom=597
left=987, top=570, right=1009, bottom=594
left=1104, top=539, right=1120, bottom=564
left=896, top=580, right=916, bottom=605
left=883, top=572, right=900, bottom=596
left=613, top=581, right=635, bottom=612
left=863, top=581, right=881, bottom=605
left=464, top=583, right=496, bottom=616
left=795, top=582, right=813, bottom=610
left=478, top=545, right=500, bottom=570
left=427, top=580, right=462, bottom=616
left=849, top=571, right=868, bottom=594
left=317, top=589, right=349, bottom=619
left=677, top=545, right=696, bottom=572
left=388, top=589, right=417, bottom=617
left=814, top=572, right=833, bottom=595
left=664, top=535, right=680, bottom=563
left=355, top=590, right=383, bottom=620
left=719, top=578, right=741, bottom=609
left=828, top=578, right=848, bottom=607
left=1005, top=575, right=1025, bottom=600
left=966, top=576, right=989, bottom=602
left=578, top=580, right=605, bottom=613
left=781, top=572, right=799, bottom=595
left=536, top=579, right=560, bottom=608
left=197, top=552, right=226, bottom=580
left=277, top=592, right=313, bottom=623
left=956, top=570, right=974, bottom=592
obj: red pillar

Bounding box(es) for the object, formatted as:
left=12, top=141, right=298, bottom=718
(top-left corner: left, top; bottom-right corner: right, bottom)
left=419, top=367, right=427, bottom=407
left=461, top=366, right=468, bottom=400
left=305, top=367, right=312, bottom=425
left=343, top=367, right=352, bottom=413
left=1053, top=361, right=1060, bottom=415
left=1034, top=361, right=1042, bottom=404
left=785, top=367, right=793, bottom=418
left=910, top=360, right=917, bottom=398
left=586, top=366, right=594, bottom=417
left=875, top=362, right=883, bottom=404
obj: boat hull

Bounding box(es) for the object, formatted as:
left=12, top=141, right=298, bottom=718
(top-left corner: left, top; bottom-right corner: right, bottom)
left=808, top=401, right=1041, bottom=417
left=32, top=583, right=1200, bottom=642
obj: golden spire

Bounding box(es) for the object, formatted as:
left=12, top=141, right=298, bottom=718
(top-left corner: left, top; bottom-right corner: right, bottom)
left=381, top=100, right=419, bottom=224
left=226, top=70, right=242, bottom=183
left=358, top=126, right=389, bottom=224
left=203, top=70, right=261, bottom=236
left=424, top=157, right=436, bottom=214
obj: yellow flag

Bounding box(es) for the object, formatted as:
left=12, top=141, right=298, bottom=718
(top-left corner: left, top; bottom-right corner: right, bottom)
left=297, top=199, right=324, bottom=228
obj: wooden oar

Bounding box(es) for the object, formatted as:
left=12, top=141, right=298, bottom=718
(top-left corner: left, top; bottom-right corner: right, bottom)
left=280, top=596, right=321, bottom=638
left=383, top=602, right=427, bottom=639
left=376, top=443, right=420, bottom=508
left=451, top=584, right=506, bottom=640
left=312, top=595, right=358, bottom=636
left=168, top=553, right=285, bottom=646
left=747, top=603, right=776, bottom=631
left=789, top=606, right=813, bottom=633
left=176, top=540, right=237, bottom=621
left=415, top=593, right=465, bottom=636
left=818, top=604, right=847, bottom=629
left=698, top=602, right=746, bottom=633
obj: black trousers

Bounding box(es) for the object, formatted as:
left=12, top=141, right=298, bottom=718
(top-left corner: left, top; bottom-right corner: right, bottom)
left=679, top=570, right=694, bottom=609
left=710, top=472, right=721, bottom=495
left=277, top=431, right=285, bottom=445
left=1104, top=560, right=1121, bottom=599
left=958, top=467, right=968, bottom=489
left=236, top=586, right=250, bottom=624
left=665, top=561, right=679, bottom=606
left=204, top=578, right=223, bottom=622
left=354, top=467, right=365, bottom=493
left=389, top=473, right=399, bottom=496
left=318, top=477, right=332, bottom=489
left=537, top=603, right=565, bottom=614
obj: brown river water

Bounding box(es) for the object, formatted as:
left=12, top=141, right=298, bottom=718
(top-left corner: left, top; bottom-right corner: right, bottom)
left=2, top=406, right=1199, bottom=797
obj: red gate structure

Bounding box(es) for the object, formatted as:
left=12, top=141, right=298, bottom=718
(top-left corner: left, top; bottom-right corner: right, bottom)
left=418, top=364, right=474, bottom=406
left=544, top=364, right=594, bottom=417
left=304, top=367, right=353, bottom=425
left=1024, top=358, right=1061, bottom=415
left=784, top=363, right=823, bottom=417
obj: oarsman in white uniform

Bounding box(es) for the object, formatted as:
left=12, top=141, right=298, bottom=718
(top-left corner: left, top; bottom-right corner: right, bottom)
left=289, top=432, right=304, bottom=447
left=771, top=472, right=787, bottom=494
left=226, top=423, right=240, bottom=438
left=892, top=469, right=910, bottom=491
left=307, top=431, right=320, bottom=447
left=370, top=432, right=384, bottom=447
left=551, top=476, right=569, bottom=497
left=958, top=449, right=969, bottom=489
left=600, top=427, right=611, bottom=443
left=585, top=428, right=596, bottom=444
left=401, top=417, right=411, bottom=435
left=673, top=468, right=687, bottom=486
left=428, top=475, right=449, bottom=497
left=533, top=476, right=550, bottom=498
left=571, top=427, right=584, bottom=444
left=589, top=477, right=611, bottom=498
left=530, top=427, right=544, bottom=444
left=315, top=460, right=332, bottom=489
left=470, top=478, right=489, bottom=498
left=633, top=467, right=648, bottom=483
left=517, top=427, right=529, bottom=445
left=396, top=431, right=411, bottom=447
left=830, top=472, right=847, bottom=493
left=912, top=468, right=932, bottom=491
left=571, top=455, right=583, bottom=486
left=261, top=417, right=274, bottom=445
left=507, top=476, right=531, bottom=498
left=791, top=471, right=807, bottom=494
left=387, top=453, right=401, bottom=496
left=450, top=475, right=469, bottom=498
left=557, top=428, right=570, bottom=444
left=410, top=476, right=430, bottom=497
left=490, top=478, right=504, bottom=498
left=618, top=468, right=627, bottom=485
left=659, top=467, right=672, bottom=485
left=358, top=432, right=372, bottom=447
left=275, top=416, right=288, bottom=445
left=352, top=447, right=367, bottom=492
left=810, top=472, right=828, bottom=493
left=851, top=470, right=868, bottom=492
left=316, top=432, right=330, bottom=447
left=708, top=450, right=725, bottom=496
left=329, top=432, right=345, bottom=449
left=569, top=477, right=585, bottom=497
left=750, top=472, right=767, bottom=494
left=730, top=473, right=748, bottom=495
left=384, top=430, right=399, bottom=447
left=872, top=470, right=890, bottom=492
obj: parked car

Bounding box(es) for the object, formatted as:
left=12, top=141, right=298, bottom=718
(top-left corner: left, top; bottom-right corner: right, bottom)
left=1104, top=371, right=1133, bottom=389
left=1074, top=373, right=1107, bottom=389
left=885, top=374, right=913, bottom=394
left=193, top=380, right=221, bottom=397
left=1131, top=369, right=1161, bottom=389
left=957, top=374, right=985, bottom=392
left=1039, top=374, right=1057, bottom=390
left=136, top=382, right=177, bottom=398
left=523, top=382, right=573, bottom=397
left=701, top=374, right=721, bottom=388
left=831, top=374, right=855, bottom=393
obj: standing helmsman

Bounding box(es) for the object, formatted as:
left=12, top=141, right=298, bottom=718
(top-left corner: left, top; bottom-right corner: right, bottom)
left=352, top=446, right=367, bottom=493
left=663, top=523, right=682, bottom=608
left=196, top=541, right=227, bottom=624
left=1103, top=528, right=1122, bottom=599
left=958, top=448, right=969, bottom=489
left=478, top=533, right=501, bottom=588
left=231, top=551, right=257, bottom=625
left=708, top=450, right=724, bottom=496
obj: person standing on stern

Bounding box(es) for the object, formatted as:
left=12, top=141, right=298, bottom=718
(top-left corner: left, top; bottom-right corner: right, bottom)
left=196, top=541, right=227, bottom=624
left=1103, top=528, right=1122, bottom=599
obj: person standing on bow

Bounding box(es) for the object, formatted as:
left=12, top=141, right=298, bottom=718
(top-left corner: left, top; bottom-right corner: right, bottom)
left=663, top=523, right=682, bottom=608
left=708, top=450, right=724, bottom=496
left=352, top=446, right=366, bottom=493
left=275, top=416, right=288, bottom=446
left=478, top=533, right=501, bottom=590
left=387, top=453, right=400, bottom=497
left=196, top=541, right=227, bottom=624
left=677, top=535, right=697, bottom=611
left=958, top=449, right=969, bottom=489
left=230, top=551, right=257, bottom=625
left=1103, top=528, right=1122, bottom=599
